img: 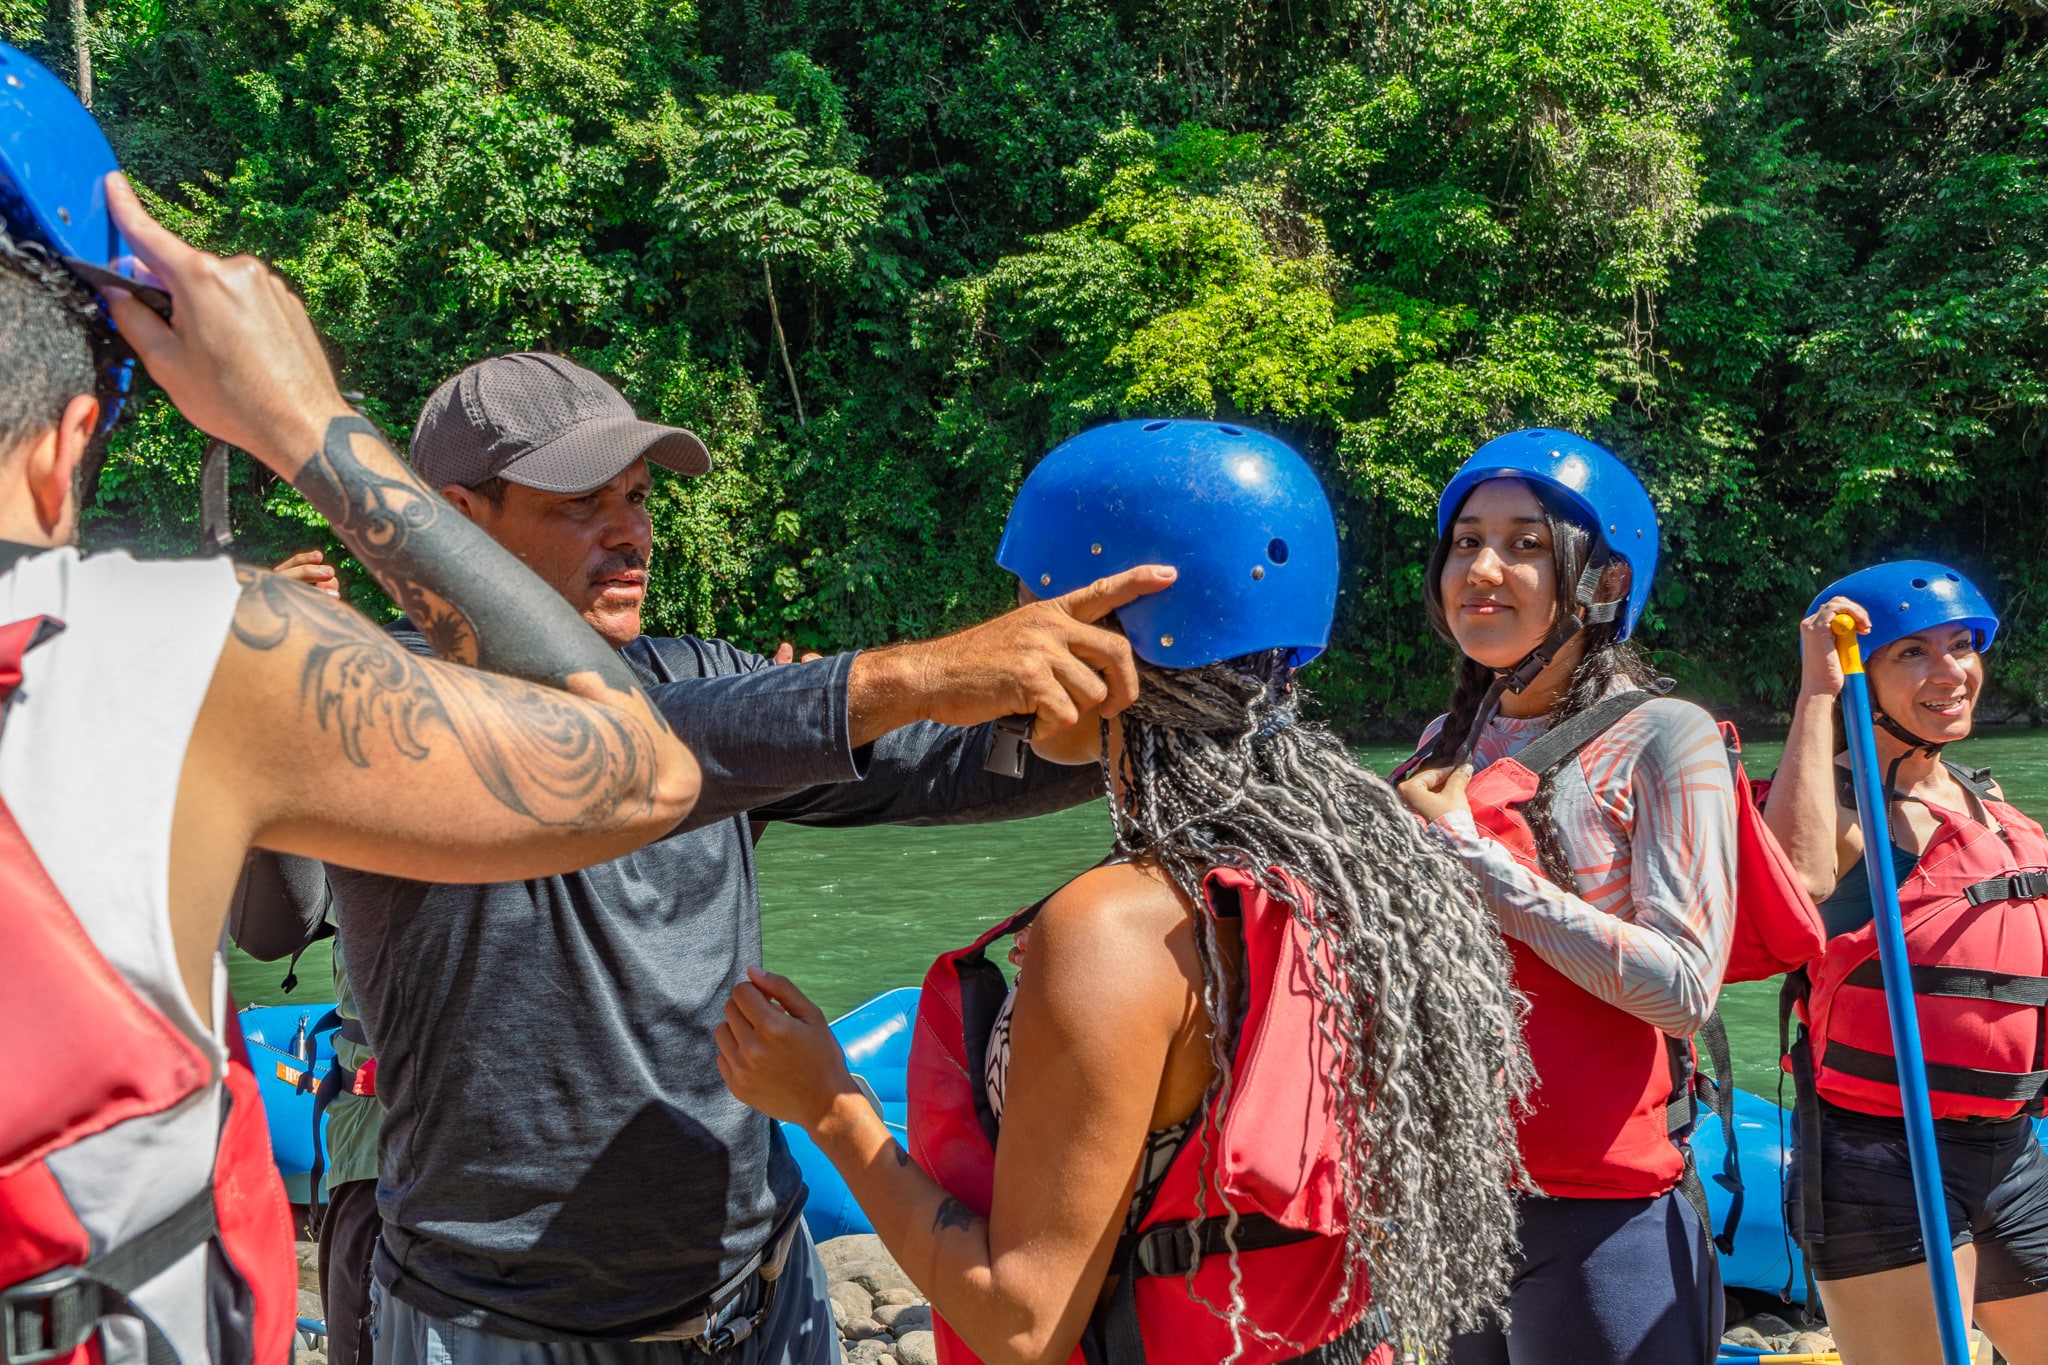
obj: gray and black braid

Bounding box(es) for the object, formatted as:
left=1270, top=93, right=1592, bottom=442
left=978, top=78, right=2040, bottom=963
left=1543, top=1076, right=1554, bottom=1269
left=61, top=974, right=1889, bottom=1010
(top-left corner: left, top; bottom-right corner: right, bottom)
left=1106, top=649, right=1533, bottom=1359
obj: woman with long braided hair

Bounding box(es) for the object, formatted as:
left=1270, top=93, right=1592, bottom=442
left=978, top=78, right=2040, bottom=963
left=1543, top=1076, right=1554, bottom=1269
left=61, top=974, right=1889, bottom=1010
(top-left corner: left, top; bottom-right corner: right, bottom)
left=1394, top=429, right=1738, bottom=1364
left=717, top=420, right=1530, bottom=1364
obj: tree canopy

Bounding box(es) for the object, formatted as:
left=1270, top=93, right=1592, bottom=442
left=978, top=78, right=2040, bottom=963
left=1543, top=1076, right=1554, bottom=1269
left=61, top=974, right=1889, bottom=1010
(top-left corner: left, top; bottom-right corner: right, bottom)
left=18, top=0, right=2048, bottom=732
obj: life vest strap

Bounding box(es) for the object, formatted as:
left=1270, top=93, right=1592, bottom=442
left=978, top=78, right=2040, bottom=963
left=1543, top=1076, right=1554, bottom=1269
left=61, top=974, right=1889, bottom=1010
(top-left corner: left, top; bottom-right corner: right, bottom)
left=1964, top=872, right=2048, bottom=906
left=1821, top=1039, right=2048, bottom=1102
left=1843, top=959, right=2048, bottom=1007
left=1124, top=1213, right=1319, bottom=1281
left=1, top=1182, right=215, bottom=1365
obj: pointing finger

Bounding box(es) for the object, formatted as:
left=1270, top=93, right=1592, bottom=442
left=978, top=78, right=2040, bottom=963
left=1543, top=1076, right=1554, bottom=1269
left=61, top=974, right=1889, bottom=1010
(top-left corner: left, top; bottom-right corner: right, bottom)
left=102, top=172, right=192, bottom=288
left=1048, top=565, right=1177, bottom=625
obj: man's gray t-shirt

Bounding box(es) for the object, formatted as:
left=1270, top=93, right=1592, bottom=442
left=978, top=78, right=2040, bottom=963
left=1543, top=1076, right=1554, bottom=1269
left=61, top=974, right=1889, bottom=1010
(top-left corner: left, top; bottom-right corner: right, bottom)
left=329, top=631, right=1096, bottom=1340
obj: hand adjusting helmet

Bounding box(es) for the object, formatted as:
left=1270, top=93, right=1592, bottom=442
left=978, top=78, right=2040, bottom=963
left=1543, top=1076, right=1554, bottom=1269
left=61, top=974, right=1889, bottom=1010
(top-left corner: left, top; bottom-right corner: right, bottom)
left=0, top=41, right=167, bottom=432
left=1808, top=560, right=1998, bottom=756
left=997, top=418, right=1340, bottom=668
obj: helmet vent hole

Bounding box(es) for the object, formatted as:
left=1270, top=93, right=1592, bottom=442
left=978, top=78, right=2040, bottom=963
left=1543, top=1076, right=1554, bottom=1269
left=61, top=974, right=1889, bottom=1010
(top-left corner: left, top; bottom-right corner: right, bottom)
left=1267, top=538, right=1289, bottom=564
left=1912, top=578, right=1929, bottom=590
left=1142, top=420, right=1170, bottom=432
left=1947, top=572, right=1961, bottom=582
left=1218, top=424, right=1243, bottom=436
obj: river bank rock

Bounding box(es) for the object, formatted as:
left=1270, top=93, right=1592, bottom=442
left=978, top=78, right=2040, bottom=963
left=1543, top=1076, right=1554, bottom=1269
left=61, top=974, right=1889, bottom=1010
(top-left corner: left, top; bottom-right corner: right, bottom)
left=820, top=1234, right=929, bottom=1364
left=1721, top=1303, right=1832, bottom=1356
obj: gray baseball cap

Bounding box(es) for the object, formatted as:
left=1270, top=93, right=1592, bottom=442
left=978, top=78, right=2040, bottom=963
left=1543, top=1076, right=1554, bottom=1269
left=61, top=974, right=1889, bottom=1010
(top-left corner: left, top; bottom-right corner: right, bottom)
left=409, top=352, right=711, bottom=493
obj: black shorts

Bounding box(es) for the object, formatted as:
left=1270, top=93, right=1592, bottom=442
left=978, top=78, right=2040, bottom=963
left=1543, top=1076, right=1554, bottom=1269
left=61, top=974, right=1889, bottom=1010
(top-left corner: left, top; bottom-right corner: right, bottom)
left=1787, top=1097, right=2048, bottom=1301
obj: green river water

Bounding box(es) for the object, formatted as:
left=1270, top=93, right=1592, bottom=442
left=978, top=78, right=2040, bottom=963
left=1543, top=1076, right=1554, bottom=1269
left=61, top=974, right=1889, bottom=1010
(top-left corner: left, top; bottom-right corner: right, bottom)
left=230, top=727, right=2048, bottom=1101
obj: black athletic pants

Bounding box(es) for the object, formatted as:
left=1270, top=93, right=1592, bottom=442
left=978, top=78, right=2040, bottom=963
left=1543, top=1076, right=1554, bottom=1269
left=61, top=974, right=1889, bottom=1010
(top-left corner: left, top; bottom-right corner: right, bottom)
left=318, top=1178, right=383, bottom=1365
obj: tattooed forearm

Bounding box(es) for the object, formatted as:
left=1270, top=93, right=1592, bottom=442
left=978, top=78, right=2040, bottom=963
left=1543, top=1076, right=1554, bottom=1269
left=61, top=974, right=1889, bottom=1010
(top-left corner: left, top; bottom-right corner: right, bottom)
left=289, top=414, right=644, bottom=699
left=232, top=567, right=657, bottom=829
left=931, top=1197, right=981, bottom=1235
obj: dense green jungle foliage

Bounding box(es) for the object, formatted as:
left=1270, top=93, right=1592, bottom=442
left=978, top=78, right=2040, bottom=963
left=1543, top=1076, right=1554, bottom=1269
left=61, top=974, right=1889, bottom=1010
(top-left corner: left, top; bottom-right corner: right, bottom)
left=14, top=0, right=2048, bottom=732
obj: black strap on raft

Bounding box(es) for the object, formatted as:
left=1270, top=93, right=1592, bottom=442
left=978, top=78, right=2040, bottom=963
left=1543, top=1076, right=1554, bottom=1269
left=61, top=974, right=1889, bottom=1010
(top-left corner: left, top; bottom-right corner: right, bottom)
left=1668, top=1012, right=1743, bottom=1256
left=1779, top=968, right=1825, bottom=1309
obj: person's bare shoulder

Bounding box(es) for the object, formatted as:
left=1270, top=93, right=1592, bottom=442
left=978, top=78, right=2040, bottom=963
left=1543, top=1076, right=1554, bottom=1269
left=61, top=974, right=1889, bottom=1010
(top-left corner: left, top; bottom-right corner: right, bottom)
left=1026, top=861, right=1200, bottom=1016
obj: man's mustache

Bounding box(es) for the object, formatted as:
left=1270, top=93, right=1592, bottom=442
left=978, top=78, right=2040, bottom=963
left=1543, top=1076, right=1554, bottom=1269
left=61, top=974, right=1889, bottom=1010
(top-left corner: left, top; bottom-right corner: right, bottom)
left=590, top=550, right=648, bottom=583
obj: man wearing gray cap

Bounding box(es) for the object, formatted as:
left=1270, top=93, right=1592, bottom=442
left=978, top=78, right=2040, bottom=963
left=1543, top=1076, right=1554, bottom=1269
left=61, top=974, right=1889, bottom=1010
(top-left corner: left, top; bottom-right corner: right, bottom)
left=310, top=353, right=1169, bottom=1365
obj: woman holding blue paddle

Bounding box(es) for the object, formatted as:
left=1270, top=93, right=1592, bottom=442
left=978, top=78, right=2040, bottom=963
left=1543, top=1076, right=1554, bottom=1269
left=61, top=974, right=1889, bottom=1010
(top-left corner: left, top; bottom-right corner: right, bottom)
left=1767, top=563, right=2048, bottom=1364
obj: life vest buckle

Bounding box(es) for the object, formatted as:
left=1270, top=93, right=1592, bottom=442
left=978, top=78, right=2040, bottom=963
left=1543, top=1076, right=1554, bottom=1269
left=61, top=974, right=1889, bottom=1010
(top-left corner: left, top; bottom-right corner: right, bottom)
left=1, top=1270, right=101, bottom=1365
left=1133, top=1224, right=1200, bottom=1279
left=1965, top=870, right=2048, bottom=905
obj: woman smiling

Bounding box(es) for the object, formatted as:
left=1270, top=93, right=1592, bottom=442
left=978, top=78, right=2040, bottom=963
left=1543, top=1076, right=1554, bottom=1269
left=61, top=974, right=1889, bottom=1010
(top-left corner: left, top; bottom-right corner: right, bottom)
left=1767, top=563, right=2048, bottom=1365
left=1395, top=428, right=1738, bottom=1365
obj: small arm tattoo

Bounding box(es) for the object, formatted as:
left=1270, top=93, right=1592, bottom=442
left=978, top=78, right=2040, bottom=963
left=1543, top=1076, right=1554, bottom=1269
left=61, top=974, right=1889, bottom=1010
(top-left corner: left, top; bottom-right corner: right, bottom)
left=289, top=415, right=644, bottom=701
left=892, top=1141, right=912, bottom=1169
left=232, top=567, right=657, bottom=829
left=932, top=1197, right=981, bottom=1235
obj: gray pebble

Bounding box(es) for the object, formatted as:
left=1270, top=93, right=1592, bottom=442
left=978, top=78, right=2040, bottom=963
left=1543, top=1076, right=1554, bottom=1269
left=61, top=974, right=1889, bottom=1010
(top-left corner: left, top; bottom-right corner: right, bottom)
left=841, top=1316, right=891, bottom=1342
left=842, top=1341, right=895, bottom=1365
left=840, top=1261, right=919, bottom=1298
left=1788, top=1331, right=1835, bottom=1353
left=893, top=1330, right=938, bottom=1365
left=297, top=1289, right=324, bottom=1318
left=1747, top=1313, right=1796, bottom=1339
left=1720, top=1326, right=1770, bottom=1349
left=872, top=1287, right=922, bottom=1308
left=829, top=1283, right=874, bottom=1329
left=874, top=1304, right=932, bottom=1335
left=819, top=1234, right=891, bottom=1272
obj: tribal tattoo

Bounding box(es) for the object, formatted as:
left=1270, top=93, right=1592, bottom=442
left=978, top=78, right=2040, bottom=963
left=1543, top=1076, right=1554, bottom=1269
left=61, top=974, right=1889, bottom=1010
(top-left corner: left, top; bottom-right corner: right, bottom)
left=231, top=566, right=658, bottom=830
left=290, top=415, right=646, bottom=701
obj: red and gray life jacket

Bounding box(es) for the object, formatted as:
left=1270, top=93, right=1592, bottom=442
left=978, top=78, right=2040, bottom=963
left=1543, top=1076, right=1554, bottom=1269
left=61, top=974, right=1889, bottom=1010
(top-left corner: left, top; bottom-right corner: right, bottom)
left=1784, top=762, right=2048, bottom=1122
left=1401, top=691, right=1824, bottom=1230
left=0, top=615, right=296, bottom=1365
left=905, top=866, right=1391, bottom=1365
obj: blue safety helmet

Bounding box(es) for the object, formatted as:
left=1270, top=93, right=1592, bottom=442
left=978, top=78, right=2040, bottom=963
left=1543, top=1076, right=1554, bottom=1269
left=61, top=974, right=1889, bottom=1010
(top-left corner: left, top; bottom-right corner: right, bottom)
left=1437, top=428, right=1660, bottom=641
left=996, top=419, right=1339, bottom=668
left=1808, top=561, right=1999, bottom=657
left=0, top=40, right=152, bottom=429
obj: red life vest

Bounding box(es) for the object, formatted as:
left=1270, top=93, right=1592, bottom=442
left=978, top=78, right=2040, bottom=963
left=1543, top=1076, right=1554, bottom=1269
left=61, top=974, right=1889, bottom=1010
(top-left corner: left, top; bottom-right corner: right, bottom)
left=1422, top=691, right=1823, bottom=1200
left=904, top=866, right=1390, bottom=1365
left=1794, top=766, right=2048, bottom=1121
left=0, top=615, right=296, bottom=1365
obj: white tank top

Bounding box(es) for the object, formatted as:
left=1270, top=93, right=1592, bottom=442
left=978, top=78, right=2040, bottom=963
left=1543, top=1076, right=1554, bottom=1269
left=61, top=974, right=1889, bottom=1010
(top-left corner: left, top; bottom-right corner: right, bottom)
left=0, top=544, right=243, bottom=1365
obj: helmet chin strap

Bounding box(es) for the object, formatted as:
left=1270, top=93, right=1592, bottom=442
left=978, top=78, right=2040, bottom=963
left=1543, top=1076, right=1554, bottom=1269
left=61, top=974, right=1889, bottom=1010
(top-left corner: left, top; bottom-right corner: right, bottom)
left=1873, top=708, right=1947, bottom=805
left=1452, top=558, right=1617, bottom=769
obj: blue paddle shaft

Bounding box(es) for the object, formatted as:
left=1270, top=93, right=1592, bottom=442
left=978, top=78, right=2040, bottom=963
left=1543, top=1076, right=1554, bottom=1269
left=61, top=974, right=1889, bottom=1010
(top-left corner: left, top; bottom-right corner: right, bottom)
left=1835, top=638, right=1973, bottom=1363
